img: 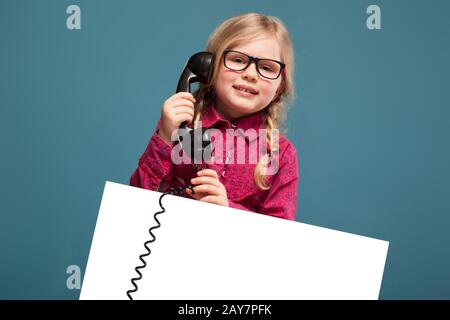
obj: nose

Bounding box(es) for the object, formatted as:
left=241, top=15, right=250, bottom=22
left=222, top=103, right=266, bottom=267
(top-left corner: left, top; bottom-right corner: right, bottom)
left=241, top=61, right=258, bottom=82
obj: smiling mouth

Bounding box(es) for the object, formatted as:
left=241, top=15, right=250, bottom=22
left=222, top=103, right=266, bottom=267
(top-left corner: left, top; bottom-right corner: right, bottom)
left=233, top=85, right=258, bottom=95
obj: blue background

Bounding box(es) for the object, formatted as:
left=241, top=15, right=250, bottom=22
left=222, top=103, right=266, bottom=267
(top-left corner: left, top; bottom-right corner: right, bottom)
left=1, top=0, right=449, bottom=299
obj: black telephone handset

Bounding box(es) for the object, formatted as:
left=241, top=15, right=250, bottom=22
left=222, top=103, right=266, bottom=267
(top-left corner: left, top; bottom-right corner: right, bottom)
left=175, top=52, right=214, bottom=165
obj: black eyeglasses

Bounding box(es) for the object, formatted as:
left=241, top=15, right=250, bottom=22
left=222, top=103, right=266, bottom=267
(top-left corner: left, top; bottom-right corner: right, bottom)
left=223, top=49, right=285, bottom=80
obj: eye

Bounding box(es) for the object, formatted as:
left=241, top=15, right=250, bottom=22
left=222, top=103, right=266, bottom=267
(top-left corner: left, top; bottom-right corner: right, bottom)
left=260, top=64, right=274, bottom=72
left=232, top=57, right=245, bottom=64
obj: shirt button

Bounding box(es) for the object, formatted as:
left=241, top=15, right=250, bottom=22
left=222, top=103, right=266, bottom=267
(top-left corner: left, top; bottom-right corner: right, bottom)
left=221, top=170, right=226, bottom=177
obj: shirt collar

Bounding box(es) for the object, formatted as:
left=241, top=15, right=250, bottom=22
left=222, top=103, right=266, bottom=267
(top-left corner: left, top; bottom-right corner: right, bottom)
left=199, top=102, right=265, bottom=142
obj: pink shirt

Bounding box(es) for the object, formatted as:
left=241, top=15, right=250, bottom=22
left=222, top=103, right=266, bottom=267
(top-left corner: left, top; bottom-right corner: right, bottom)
left=130, top=104, right=299, bottom=221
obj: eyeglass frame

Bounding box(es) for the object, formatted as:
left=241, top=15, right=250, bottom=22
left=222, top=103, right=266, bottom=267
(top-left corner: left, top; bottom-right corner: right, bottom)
left=222, top=49, right=286, bottom=80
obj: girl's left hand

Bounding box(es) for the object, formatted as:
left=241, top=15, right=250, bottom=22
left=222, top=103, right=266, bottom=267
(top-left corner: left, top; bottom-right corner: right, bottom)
left=185, top=169, right=229, bottom=207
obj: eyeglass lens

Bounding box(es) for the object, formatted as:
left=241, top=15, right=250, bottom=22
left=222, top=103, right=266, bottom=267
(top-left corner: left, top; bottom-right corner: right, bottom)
left=224, top=51, right=282, bottom=79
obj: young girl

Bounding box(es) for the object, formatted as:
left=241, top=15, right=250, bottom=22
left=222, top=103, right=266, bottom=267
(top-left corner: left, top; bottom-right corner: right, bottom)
left=130, top=13, right=298, bottom=221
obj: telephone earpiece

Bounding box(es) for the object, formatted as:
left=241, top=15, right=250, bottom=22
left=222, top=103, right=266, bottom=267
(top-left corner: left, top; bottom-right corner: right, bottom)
left=176, top=52, right=215, bottom=164
left=176, top=52, right=214, bottom=94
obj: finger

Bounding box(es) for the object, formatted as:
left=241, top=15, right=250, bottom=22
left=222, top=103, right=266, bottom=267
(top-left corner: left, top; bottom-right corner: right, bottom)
left=174, top=112, right=194, bottom=121
left=199, top=195, right=220, bottom=204
left=173, top=107, right=194, bottom=116
left=173, top=113, right=194, bottom=126
left=197, top=169, right=219, bottom=180
left=170, top=100, right=195, bottom=110
left=173, top=112, right=194, bottom=124
left=192, top=184, right=220, bottom=196
left=191, top=176, right=221, bottom=188
left=164, top=93, right=195, bottom=107
left=191, top=184, right=220, bottom=196
left=185, top=188, right=206, bottom=200
left=173, top=92, right=196, bottom=103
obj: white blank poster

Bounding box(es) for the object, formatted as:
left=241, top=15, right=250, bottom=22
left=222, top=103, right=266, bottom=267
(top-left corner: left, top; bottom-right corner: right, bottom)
left=80, top=181, right=389, bottom=300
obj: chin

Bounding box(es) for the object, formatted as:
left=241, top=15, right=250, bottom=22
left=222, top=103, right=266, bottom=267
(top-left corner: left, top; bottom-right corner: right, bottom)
left=231, top=97, right=257, bottom=109
left=228, top=104, right=254, bottom=116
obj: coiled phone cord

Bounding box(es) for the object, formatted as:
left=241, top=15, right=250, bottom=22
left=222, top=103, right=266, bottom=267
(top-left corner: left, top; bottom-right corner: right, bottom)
left=126, top=164, right=205, bottom=300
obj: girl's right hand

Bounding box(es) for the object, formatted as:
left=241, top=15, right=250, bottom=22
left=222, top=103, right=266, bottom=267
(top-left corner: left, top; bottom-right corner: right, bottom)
left=157, top=92, right=196, bottom=146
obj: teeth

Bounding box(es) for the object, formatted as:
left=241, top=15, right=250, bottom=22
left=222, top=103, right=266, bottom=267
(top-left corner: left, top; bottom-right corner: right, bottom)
left=236, top=87, right=254, bottom=94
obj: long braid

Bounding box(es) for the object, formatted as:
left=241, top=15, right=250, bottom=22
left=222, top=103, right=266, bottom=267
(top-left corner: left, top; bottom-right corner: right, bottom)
left=192, top=86, right=211, bottom=129
left=254, top=100, right=284, bottom=190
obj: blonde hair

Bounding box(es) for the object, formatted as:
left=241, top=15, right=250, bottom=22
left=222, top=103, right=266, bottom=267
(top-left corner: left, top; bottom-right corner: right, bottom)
left=193, top=13, right=295, bottom=190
